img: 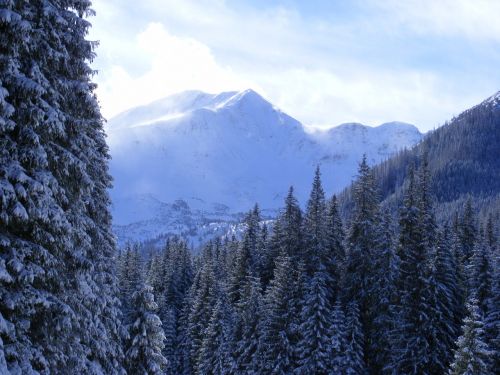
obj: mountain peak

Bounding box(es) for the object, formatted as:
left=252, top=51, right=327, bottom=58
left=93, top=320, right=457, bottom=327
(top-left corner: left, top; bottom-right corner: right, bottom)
left=108, top=89, right=275, bottom=130
left=483, top=90, right=500, bottom=107
left=221, top=89, right=275, bottom=111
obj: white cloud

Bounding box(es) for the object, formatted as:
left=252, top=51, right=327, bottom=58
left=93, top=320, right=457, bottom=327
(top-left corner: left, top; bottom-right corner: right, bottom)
left=253, top=67, right=480, bottom=130
left=90, top=0, right=500, bottom=131
left=374, top=0, right=500, bottom=41
left=95, top=23, right=256, bottom=118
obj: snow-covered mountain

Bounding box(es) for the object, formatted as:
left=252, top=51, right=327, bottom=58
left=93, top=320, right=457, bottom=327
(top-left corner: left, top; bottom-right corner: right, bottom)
left=107, top=89, right=422, bottom=245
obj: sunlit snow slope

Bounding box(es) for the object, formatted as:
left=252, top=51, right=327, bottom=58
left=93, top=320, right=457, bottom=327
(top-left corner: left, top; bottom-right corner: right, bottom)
left=107, top=89, right=422, bottom=245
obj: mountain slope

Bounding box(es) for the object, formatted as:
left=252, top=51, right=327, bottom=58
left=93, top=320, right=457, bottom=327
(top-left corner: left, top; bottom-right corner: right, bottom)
left=107, top=89, right=423, bottom=244
left=339, top=91, right=500, bottom=222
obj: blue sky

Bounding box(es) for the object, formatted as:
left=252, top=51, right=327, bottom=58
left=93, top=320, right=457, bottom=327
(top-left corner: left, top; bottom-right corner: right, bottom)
left=90, top=0, right=500, bottom=131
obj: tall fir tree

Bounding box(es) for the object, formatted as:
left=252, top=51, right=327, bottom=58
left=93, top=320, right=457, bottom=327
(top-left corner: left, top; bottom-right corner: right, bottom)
left=391, top=165, right=436, bottom=374
left=432, top=226, right=464, bottom=370
left=0, top=1, right=124, bottom=372
left=117, top=244, right=144, bottom=324
left=228, top=206, right=260, bottom=304
left=125, top=285, right=167, bottom=374
left=343, top=155, right=381, bottom=371
left=459, top=198, right=477, bottom=264
left=302, top=166, right=328, bottom=277
left=330, top=300, right=348, bottom=373
left=232, top=275, right=263, bottom=374
left=484, top=249, right=500, bottom=371
left=371, top=209, right=399, bottom=373
left=469, top=234, right=493, bottom=315
left=197, top=288, right=235, bottom=375
left=259, top=254, right=298, bottom=374
left=345, top=301, right=367, bottom=375
left=265, top=186, right=303, bottom=286
left=187, top=257, right=217, bottom=373
left=449, top=298, right=493, bottom=375
left=295, top=270, right=334, bottom=374
left=326, top=195, right=345, bottom=300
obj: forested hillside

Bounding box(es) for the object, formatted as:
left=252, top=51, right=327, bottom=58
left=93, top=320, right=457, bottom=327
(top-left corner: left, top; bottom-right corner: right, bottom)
left=340, top=92, right=500, bottom=223
left=119, top=161, right=499, bottom=374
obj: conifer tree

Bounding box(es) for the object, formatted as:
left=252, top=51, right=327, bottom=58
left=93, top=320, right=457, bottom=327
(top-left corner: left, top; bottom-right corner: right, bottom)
left=371, top=210, right=399, bottom=372
left=485, top=214, right=497, bottom=249
left=187, top=258, right=217, bottom=373
left=228, top=206, right=260, bottom=304
left=0, top=2, right=124, bottom=372
left=302, top=166, right=328, bottom=277
left=232, top=275, right=262, bottom=373
left=392, top=165, right=436, bottom=374
left=343, top=156, right=381, bottom=371
left=326, top=195, right=345, bottom=300
left=343, top=156, right=380, bottom=305
left=118, top=244, right=144, bottom=324
left=459, top=199, right=477, bottom=263
left=280, top=186, right=303, bottom=261
left=125, top=285, right=167, bottom=374
left=330, top=300, right=347, bottom=373
left=484, top=255, right=500, bottom=371
left=197, top=289, right=235, bottom=375
left=417, top=153, right=437, bottom=247
left=432, top=226, right=464, bottom=370
left=345, top=301, right=367, bottom=375
left=449, top=299, right=493, bottom=375
left=295, top=270, right=334, bottom=374
left=162, top=306, right=179, bottom=375
left=265, top=186, right=302, bottom=286
left=259, top=254, right=297, bottom=374
left=469, top=235, right=493, bottom=315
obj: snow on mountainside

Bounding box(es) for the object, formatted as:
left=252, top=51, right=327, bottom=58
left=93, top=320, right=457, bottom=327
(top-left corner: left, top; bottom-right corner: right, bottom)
left=107, top=89, right=422, bottom=246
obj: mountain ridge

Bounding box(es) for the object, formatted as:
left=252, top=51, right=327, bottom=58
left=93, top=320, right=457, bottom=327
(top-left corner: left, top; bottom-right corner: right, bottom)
left=338, top=89, right=500, bottom=223
left=107, top=89, right=423, bottom=245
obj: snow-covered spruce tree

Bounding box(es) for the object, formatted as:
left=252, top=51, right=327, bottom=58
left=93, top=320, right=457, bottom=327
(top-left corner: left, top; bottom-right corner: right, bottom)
left=344, top=155, right=380, bottom=304
left=370, top=209, right=399, bottom=372
left=326, top=195, right=345, bottom=299
left=147, top=251, right=165, bottom=299
left=197, top=288, right=235, bottom=375
left=391, top=164, right=439, bottom=374
left=416, top=156, right=455, bottom=373
left=485, top=214, right=497, bottom=250
left=125, top=285, right=167, bottom=374
left=484, top=248, right=500, bottom=371
left=330, top=300, right=347, bottom=373
left=469, top=234, right=493, bottom=315
left=259, top=253, right=298, bottom=374
left=417, top=153, right=437, bottom=248
left=279, top=186, right=303, bottom=262
left=177, top=271, right=201, bottom=375
left=164, top=239, right=193, bottom=313
left=343, top=156, right=381, bottom=371
left=432, top=226, right=464, bottom=370
left=459, top=198, right=477, bottom=264
left=162, top=240, right=193, bottom=373
left=0, top=2, right=124, bottom=372
left=264, top=186, right=303, bottom=286
left=449, top=298, right=493, bottom=375
left=187, top=257, right=217, bottom=373
left=118, top=244, right=144, bottom=324
left=228, top=206, right=260, bottom=305
left=302, top=166, right=328, bottom=278
left=345, top=301, right=367, bottom=375
left=162, top=306, right=179, bottom=375
left=295, top=270, right=334, bottom=374
left=232, top=275, right=263, bottom=374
